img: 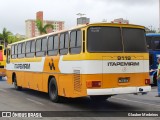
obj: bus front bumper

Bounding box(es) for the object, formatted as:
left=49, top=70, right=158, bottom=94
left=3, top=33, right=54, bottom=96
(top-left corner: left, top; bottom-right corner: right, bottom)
left=87, top=86, right=151, bottom=96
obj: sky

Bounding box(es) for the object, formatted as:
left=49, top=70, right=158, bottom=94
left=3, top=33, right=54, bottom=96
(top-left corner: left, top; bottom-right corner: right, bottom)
left=0, top=0, right=158, bottom=35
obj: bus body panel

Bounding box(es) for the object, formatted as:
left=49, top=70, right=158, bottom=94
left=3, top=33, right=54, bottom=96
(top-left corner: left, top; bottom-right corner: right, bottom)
left=0, top=46, right=6, bottom=77
left=146, top=33, right=160, bottom=84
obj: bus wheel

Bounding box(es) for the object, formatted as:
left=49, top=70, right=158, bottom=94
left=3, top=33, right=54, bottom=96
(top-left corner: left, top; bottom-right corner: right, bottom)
left=49, top=78, right=61, bottom=103
left=13, top=75, right=22, bottom=90
left=90, top=95, right=110, bottom=102
left=153, top=75, right=157, bottom=86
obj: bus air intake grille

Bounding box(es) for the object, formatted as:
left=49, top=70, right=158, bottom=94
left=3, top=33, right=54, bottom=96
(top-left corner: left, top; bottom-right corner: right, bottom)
left=73, top=70, right=81, bottom=92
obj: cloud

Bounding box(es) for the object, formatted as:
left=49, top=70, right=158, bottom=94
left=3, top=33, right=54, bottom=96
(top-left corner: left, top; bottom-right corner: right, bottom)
left=95, top=0, right=155, bottom=5
left=0, top=0, right=158, bottom=35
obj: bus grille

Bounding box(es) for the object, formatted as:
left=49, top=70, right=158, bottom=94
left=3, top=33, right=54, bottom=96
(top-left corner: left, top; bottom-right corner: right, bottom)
left=73, top=70, right=81, bottom=92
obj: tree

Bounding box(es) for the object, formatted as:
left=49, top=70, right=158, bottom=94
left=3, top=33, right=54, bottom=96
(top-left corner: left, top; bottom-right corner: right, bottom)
left=36, top=19, right=54, bottom=35
left=8, top=36, right=20, bottom=44
left=0, top=28, right=12, bottom=47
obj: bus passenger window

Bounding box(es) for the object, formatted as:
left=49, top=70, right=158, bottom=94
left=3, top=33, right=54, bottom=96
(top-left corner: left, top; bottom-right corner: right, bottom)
left=70, top=30, right=82, bottom=54
left=31, top=40, right=35, bottom=53
left=36, top=38, right=46, bottom=57
left=42, top=37, right=47, bottom=53
left=27, top=40, right=35, bottom=57
left=21, top=42, right=25, bottom=58
left=53, top=36, right=59, bottom=55
left=17, top=43, right=22, bottom=58
left=60, top=33, right=69, bottom=55
left=48, top=36, right=54, bottom=51
left=14, top=44, right=17, bottom=58
left=11, top=45, right=15, bottom=59
left=48, top=35, right=59, bottom=56
left=26, top=41, right=31, bottom=57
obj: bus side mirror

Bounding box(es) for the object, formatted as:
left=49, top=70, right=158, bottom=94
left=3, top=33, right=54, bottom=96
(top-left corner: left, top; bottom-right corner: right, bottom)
left=4, top=49, right=6, bottom=55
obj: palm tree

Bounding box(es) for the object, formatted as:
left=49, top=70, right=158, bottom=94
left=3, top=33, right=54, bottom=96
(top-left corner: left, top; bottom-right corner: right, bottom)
left=0, top=28, right=12, bottom=48
left=36, top=19, right=54, bottom=35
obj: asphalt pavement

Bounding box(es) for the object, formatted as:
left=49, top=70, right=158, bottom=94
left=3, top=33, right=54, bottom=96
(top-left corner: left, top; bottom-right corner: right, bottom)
left=0, top=77, right=160, bottom=120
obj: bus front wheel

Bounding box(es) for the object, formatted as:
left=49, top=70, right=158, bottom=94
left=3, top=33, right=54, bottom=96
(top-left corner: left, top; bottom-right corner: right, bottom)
left=13, top=75, right=22, bottom=90
left=49, top=78, right=62, bottom=103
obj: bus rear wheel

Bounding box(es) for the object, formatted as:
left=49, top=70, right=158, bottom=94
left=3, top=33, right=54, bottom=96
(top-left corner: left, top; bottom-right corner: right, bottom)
left=90, top=95, right=110, bottom=102
left=13, top=75, right=22, bottom=90
left=49, top=78, right=62, bottom=103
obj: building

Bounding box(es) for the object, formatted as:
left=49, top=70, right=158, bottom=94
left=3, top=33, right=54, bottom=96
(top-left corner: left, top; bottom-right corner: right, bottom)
left=77, top=17, right=90, bottom=25
left=26, top=11, right=64, bottom=38
left=15, top=33, right=26, bottom=40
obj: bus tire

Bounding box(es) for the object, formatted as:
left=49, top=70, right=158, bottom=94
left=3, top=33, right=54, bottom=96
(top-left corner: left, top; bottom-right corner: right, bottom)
left=90, top=95, right=110, bottom=102
left=13, top=75, right=22, bottom=90
left=49, top=78, right=61, bottom=103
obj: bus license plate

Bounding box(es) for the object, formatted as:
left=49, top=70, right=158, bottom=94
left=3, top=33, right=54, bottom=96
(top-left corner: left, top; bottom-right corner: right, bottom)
left=118, top=78, right=129, bottom=83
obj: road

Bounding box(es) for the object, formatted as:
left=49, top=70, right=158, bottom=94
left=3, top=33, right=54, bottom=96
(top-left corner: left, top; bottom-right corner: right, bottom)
left=0, top=78, right=160, bottom=120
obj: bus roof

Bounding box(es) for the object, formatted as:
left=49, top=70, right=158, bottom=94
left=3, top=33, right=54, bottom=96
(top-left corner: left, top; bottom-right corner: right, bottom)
left=9, top=22, right=145, bottom=45
left=146, top=33, right=160, bottom=37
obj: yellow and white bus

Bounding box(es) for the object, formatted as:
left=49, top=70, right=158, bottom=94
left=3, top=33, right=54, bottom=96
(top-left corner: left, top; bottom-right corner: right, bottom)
left=0, top=45, right=6, bottom=78
left=6, top=23, right=151, bottom=102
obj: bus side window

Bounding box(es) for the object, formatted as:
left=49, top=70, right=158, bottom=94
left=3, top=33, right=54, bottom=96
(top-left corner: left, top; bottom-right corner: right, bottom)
left=21, top=42, right=25, bottom=58
left=48, top=35, right=59, bottom=56
left=14, top=44, right=17, bottom=59
left=35, top=37, right=47, bottom=57
left=83, top=30, right=85, bottom=53
left=11, top=45, right=14, bottom=59
left=30, top=40, right=35, bottom=57
left=17, top=42, right=25, bottom=58
left=42, top=37, right=47, bottom=56
left=70, top=30, right=82, bottom=54
left=54, top=35, right=59, bottom=55
left=26, top=41, right=31, bottom=58
left=7, top=48, right=11, bottom=63
left=60, top=32, right=69, bottom=55
left=17, top=43, right=22, bottom=58
left=36, top=39, right=42, bottom=57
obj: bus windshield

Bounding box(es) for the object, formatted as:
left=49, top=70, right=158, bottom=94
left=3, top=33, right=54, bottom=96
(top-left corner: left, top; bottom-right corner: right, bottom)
left=87, top=27, right=147, bottom=52
left=146, top=37, right=152, bottom=49
left=153, top=37, right=160, bottom=50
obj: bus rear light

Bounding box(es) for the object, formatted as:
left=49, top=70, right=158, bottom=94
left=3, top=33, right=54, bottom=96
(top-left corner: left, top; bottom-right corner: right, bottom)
left=145, top=79, right=150, bottom=85
left=86, top=81, right=101, bottom=88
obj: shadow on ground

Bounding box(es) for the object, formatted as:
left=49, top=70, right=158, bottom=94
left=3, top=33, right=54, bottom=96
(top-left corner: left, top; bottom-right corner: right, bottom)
left=8, top=87, right=141, bottom=111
